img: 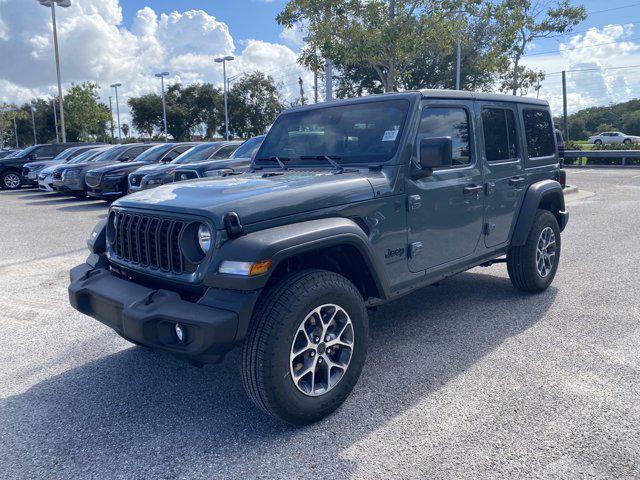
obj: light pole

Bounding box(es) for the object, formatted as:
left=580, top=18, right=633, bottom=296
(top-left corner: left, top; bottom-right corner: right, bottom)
left=214, top=56, right=234, bottom=140
left=110, top=83, right=122, bottom=141
left=155, top=71, right=170, bottom=141
left=37, top=0, right=70, bottom=143
left=30, top=105, right=37, bottom=145
left=13, top=115, right=19, bottom=148
left=108, top=96, right=114, bottom=142
left=52, top=98, right=59, bottom=143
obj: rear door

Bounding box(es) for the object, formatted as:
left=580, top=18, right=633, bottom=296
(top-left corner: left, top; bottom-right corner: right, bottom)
left=479, top=103, right=526, bottom=248
left=406, top=99, right=484, bottom=272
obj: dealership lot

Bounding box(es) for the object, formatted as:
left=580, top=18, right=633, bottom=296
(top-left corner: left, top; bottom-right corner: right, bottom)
left=0, top=169, right=638, bottom=479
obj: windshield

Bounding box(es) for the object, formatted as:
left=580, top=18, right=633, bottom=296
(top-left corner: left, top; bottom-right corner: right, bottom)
left=11, top=146, right=37, bottom=157
left=53, top=146, right=86, bottom=162
left=171, top=143, right=224, bottom=164
left=232, top=136, right=265, bottom=159
left=68, top=147, right=111, bottom=164
left=256, top=99, right=410, bottom=165
left=132, top=143, right=174, bottom=163
left=89, top=145, right=128, bottom=163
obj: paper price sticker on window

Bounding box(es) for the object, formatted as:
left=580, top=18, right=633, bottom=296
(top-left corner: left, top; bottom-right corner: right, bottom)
left=382, top=130, right=399, bottom=142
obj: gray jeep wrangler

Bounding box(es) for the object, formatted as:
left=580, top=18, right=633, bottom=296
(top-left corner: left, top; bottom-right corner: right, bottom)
left=69, top=90, right=568, bottom=425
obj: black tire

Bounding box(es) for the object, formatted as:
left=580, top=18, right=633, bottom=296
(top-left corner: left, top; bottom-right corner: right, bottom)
left=241, top=269, right=369, bottom=425
left=1, top=171, right=22, bottom=190
left=72, top=192, right=87, bottom=199
left=594, top=139, right=602, bottom=145
left=507, top=209, right=561, bottom=293
left=623, top=139, right=632, bottom=145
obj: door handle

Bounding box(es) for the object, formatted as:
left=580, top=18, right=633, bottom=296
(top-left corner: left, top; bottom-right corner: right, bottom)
left=463, top=184, right=483, bottom=195
left=508, top=176, right=525, bottom=187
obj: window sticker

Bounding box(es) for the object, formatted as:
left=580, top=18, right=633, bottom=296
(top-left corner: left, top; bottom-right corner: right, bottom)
left=382, top=130, right=399, bottom=142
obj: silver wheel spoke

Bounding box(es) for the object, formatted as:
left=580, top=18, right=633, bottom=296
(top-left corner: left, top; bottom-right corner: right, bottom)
left=536, top=227, right=557, bottom=278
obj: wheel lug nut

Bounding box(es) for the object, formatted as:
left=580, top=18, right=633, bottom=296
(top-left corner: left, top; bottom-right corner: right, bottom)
left=325, top=335, right=330, bottom=342
left=310, top=351, right=315, bottom=357
left=314, top=336, right=320, bottom=343
left=318, top=358, right=323, bottom=364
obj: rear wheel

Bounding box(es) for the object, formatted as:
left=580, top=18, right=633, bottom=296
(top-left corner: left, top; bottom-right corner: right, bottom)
left=241, top=269, right=368, bottom=425
left=594, top=139, right=602, bottom=145
left=1, top=171, right=22, bottom=190
left=507, top=210, right=561, bottom=293
left=623, top=138, right=632, bottom=145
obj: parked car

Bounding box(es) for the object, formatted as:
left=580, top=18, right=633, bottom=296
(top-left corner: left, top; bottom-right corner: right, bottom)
left=23, top=145, right=104, bottom=185
left=587, top=131, right=640, bottom=145
left=39, top=147, right=111, bottom=192
left=0, top=142, right=87, bottom=190
left=128, top=141, right=241, bottom=192
left=0, top=149, right=17, bottom=159
left=85, top=143, right=197, bottom=201
left=173, top=135, right=265, bottom=182
left=52, top=143, right=153, bottom=198
left=70, top=90, right=568, bottom=425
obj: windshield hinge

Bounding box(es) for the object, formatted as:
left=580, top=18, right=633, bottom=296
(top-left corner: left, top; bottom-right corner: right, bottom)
left=224, top=212, right=245, bottom=238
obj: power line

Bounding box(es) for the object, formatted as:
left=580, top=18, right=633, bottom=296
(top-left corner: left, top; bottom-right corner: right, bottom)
left=545, top=64, right=640, bottom=75
left=588, top=2, right=640, bottom=14
left=523, top=37, right=640, bottom=57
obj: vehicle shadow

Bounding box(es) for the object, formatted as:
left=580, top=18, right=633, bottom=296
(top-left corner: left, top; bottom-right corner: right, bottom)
left=0, top=271, right=556, bottom=479
left=25, top=196, right=91, bottom=206
left=57, top=202, right=108, bottom=212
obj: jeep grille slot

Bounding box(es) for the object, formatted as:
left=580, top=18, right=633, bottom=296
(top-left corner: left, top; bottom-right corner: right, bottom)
left=112, top=211, right=195, bottom=275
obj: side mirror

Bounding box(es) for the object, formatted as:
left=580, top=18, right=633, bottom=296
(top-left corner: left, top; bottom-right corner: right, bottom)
left=413, top=137, right=452, bottom=178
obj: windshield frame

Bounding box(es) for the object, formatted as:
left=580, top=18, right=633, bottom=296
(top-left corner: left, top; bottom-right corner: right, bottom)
left=253, top=96, right=412, bottom=168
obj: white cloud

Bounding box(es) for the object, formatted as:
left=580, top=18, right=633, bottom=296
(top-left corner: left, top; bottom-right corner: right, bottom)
left=0, top=0, right=313, bottom=130
left=523, top=23, right=640, bottom=114
left=279, top=23, right=306, bottom=49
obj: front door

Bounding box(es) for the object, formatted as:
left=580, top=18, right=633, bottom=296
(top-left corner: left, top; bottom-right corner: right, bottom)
left=478, top=103, right=526, bottom=248
left=407, top=100, right=485, bottom=273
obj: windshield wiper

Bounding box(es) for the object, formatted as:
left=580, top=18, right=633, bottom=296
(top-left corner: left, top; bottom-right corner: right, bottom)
left=299, top=155, right=344, bottom=173
left=255, top=156, right=290, bottom=170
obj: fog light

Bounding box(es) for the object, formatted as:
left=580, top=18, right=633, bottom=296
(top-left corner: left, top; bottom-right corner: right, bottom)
left=175, top=323, right=186, bottom=343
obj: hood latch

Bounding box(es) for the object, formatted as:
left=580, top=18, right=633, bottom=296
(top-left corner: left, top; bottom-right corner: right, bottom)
left=224, top=211, right=245, bottom=238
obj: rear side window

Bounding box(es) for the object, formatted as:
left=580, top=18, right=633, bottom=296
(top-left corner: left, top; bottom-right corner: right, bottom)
left=482, top=108, right=519, bottom=162
left=213, top=144, right=238, bottom=158
left=124, top=146, right=148, bottom=160
left=37, top=145, right=57, bottom=157
left=523, top=109, right=555, bottom=158
left=418, top=107, right=471, bottom=166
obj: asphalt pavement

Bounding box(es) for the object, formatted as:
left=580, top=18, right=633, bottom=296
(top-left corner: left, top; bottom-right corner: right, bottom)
left=0, top=170, right=639, bottom=479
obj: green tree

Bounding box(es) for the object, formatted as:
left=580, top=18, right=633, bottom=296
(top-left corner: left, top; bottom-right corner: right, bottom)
left=128, top=94, right=163, bottom=138
left=227, top=72, right=285, bottom=138
left=494, top=0, right=586, bottom=95
left=64, top=82, right=111, bottom=141
left=622, top=111, right=640, bottom=136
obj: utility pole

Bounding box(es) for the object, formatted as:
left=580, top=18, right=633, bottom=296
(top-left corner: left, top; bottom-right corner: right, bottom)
left=215, top=56, right=234, bottom=140
left=108, top=96, right=115, bottom=142
left=155, top=72, right=170, bottom=141
left=52, top=99, right=59, bottom=143
left=30, top=105, right=37, bottom=145
left=562, top=70, right=568, bottom=142
left=110, top=83, right=122, bottom=141
left=13, top=115, right=19, bottom=148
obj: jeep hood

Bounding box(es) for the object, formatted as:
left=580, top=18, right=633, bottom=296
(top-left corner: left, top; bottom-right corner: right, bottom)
left=115, top=170, right=375, bottom=226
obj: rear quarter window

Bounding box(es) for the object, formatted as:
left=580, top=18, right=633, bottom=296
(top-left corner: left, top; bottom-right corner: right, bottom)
left=523, top=109, right=555, bottom=159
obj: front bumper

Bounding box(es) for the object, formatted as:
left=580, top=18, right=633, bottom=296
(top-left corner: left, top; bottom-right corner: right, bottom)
left=87, top=177, right=127, bottom=199
left=69, top=263, right=240, bottom=363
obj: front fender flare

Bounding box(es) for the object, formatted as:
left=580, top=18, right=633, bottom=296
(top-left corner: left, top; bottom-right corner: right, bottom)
left=511, top=179, right=566, bottom=246
left=204, top=217, right=390, bottom=298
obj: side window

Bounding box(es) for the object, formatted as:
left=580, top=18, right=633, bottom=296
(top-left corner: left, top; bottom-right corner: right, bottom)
left=37, top=145, right=57, bottom=157
left=481, top=108, right=519, bottom=162
left=124, top=146, right=146, bottom=160
left=173, top=145, right=192, bottom=154
left=213, top=145, right=238, bottom=158
left=418, top=107, right=471, bottom=166
left=523, top=109, right=555, bottom=158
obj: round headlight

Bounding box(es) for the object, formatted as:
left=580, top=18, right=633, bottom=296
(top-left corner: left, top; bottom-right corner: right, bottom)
left=198, top=224, right=212, bottom=253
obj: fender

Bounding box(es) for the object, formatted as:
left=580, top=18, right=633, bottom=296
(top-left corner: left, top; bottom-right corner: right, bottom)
left=511, top=179, right=567, bottom=246
left=204, top=217, right=391, bottom=298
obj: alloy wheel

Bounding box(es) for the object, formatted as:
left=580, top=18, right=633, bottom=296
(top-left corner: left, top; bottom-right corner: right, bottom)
left=4, top=173, right=20, bottom=189
left=536, top=226, right=556, bottom=278
left=289, top=304, right=354, bottom=397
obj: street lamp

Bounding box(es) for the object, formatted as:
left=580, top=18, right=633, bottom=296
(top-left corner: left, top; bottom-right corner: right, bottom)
left=155, top=72, right=170, bottom=141
left=37, top=0, right=70, bottom=143
left=110, top=83, right=122, bottom=141
left=214, top=55, right=234, bottom=140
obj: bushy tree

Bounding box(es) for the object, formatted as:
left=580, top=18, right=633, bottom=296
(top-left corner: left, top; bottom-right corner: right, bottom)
left=64, top=82, right=112, bottom=141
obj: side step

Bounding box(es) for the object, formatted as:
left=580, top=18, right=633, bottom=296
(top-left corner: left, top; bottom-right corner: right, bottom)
left=480, top=258, right=507, bottom=267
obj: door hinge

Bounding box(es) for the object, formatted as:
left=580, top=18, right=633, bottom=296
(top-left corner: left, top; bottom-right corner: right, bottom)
left=484, top=223, right=496, bottom=235
left=409, top=242, right=423, bottom=258
left=407, top=194, right=422, bottom=211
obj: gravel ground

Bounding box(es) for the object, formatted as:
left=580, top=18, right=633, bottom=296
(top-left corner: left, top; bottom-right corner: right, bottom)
left=0, top=170, right=638, bottom=479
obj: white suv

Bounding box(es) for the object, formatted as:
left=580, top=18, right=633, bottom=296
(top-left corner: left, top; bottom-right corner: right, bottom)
left=587, top=131, right=640, bottom=145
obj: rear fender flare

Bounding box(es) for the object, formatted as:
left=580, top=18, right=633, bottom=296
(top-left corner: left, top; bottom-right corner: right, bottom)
left=511, top=180, right=566, bottom=246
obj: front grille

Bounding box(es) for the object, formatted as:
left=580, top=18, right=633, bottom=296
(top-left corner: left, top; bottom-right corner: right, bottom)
left=129, top=174, right=142, bottom=187
left=85, top=172, right=102, bottom=188
left=52, top=170, right=62, bottom=180
left=111, top=211, right=196, bottom=275
left=174, top=170, right=199, bottom=182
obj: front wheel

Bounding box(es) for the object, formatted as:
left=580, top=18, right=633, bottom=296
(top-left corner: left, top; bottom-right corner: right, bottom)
left=507, top=210, right=561, bottom=293
left=623, top=139, right=632, bottom=145
left=594, top=139, right=602, bottom=145
left=1, top=171, right=22, bottom=190
left=241, top=269, right=369, bottom=425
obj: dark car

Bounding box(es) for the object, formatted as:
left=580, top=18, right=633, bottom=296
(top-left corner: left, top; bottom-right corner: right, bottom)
left=52, top=143, right=154, bottom=198
left=70, top=90, right=568, bottom=425
left=23, top=145, right=104, bottom=185
left=173, top=135, right=265, bottom=182
left=0, top=143, right=87, bottom=190
left=85, top=143, right=197, bottom=201
left=128, top=141, right=240, bottom=192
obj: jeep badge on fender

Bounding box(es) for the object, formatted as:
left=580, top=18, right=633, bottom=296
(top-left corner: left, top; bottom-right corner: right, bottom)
left=69, top=90, right=568, bottom=425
